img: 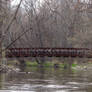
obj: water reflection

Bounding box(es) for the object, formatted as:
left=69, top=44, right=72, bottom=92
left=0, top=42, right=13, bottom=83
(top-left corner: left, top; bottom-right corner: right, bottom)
left=0, top=63, right=92, bottom=92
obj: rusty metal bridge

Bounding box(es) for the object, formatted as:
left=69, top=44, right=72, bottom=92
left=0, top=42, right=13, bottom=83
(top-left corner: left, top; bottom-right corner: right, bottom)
left=5, top=48, right=92, bottom=58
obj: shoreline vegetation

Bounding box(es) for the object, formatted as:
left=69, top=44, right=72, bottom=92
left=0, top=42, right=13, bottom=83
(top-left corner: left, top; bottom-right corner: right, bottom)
left=7, top=60, right=78, bottom=68
left=0, top=59, right=92, bottom=73
left=7, top=60, right=92, bottom=69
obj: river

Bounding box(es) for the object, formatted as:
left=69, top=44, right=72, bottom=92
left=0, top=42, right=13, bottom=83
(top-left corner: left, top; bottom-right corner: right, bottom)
left=0, top=65, right=92, bottom=92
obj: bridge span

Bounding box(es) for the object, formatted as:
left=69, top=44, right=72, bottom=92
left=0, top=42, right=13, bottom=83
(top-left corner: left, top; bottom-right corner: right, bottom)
left=5, top=48, right=92, bottom=58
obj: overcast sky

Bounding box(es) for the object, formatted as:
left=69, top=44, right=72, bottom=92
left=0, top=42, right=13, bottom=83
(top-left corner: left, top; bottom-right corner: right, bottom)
left=11, top=0, right=90, bottom=6
left=11, top=0, right=44, bottom=6
left=11, top=0, right=20, bottom=6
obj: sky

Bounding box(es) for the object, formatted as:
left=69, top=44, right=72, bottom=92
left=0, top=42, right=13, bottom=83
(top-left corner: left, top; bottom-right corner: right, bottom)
left=11, top=0, right=44, bottom=6
left=11, top=0, right=90, bottom=7
left=11, top=0, right=20, bottom=6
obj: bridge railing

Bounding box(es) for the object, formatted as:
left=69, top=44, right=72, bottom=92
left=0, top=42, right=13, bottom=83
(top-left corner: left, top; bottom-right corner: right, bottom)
left=5, top=48, right=91, bottom=58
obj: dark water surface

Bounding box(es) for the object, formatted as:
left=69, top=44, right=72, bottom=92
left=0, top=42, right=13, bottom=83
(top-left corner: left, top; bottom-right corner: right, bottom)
left=0, top=67, right=92, bottom=92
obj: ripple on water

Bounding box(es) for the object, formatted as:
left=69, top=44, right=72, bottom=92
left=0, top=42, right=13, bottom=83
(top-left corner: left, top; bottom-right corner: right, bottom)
left=67, top=81, right=92, bottom=86
left=45, top=85, right=69, bottom=88
left=0, top=91, right=34, bottom=92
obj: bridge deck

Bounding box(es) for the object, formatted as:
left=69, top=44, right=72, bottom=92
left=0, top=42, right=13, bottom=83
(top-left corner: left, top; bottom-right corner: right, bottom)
left=5, top=48, right=92, bottom=58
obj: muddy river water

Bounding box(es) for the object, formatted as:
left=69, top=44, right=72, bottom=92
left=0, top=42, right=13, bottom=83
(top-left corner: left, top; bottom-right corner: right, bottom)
left=0, top=66, right=92, bottom=92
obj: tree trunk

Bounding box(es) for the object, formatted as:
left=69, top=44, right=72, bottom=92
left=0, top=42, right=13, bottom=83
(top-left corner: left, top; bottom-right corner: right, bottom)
left=0, top=0, right=2, bottom=63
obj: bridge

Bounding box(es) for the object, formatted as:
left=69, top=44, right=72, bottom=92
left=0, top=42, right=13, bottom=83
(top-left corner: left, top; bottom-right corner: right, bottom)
left=5, top=48, right=92, bottom=58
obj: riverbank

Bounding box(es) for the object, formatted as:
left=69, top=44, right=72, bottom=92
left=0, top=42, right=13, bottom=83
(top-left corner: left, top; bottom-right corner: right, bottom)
left=2, top=58, right=92, bottom=73
left=7, top=60, right=92, bottom=69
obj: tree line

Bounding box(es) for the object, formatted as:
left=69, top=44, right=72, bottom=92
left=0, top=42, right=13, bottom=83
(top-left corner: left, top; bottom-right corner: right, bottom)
left=1, top=0, right=92, bottom=51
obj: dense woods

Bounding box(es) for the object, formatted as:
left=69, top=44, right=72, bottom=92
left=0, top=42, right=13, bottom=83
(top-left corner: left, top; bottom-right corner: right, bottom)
left=0, top=0, right=92, bottom=50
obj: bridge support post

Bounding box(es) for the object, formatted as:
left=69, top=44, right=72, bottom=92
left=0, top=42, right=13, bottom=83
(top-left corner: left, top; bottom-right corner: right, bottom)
left=63, top=57, right=73, bottom=70
left=35, top=57, right=45, bottom=67
left=1, top=46, right=7, bottom=65
left=40, top=57, right=45, bottom=67
left=68, top=57, right=73, bottom=69
left=19, top=59, right=26, bottom=67
left=18, top=58, right=26, bottom=71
